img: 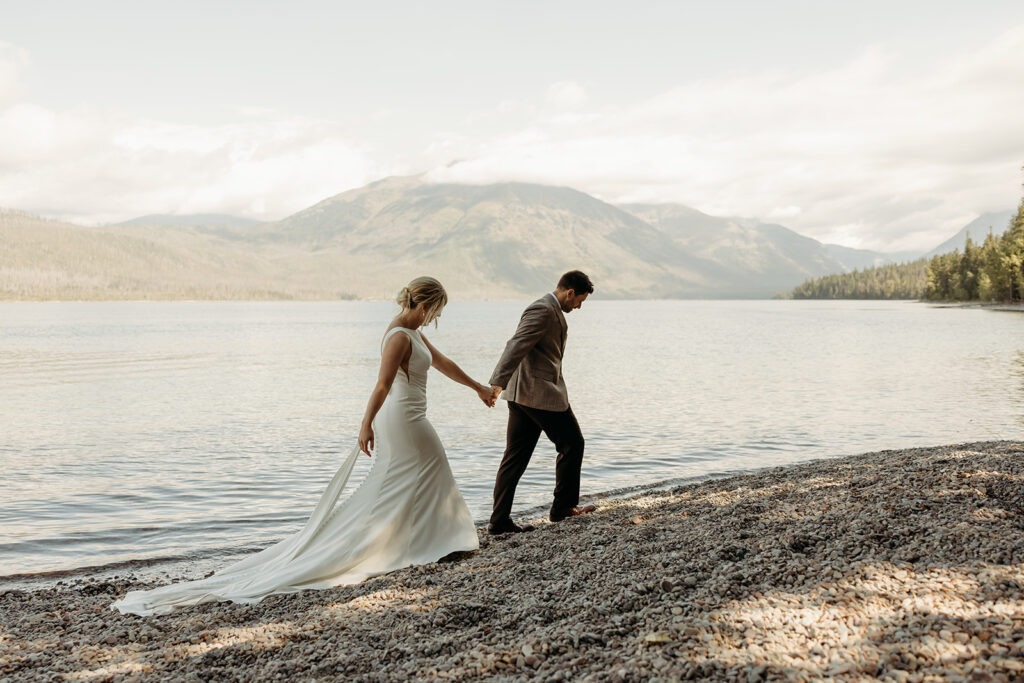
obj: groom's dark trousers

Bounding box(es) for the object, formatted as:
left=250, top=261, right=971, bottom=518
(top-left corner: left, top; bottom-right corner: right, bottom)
left=490, top=400, right=584, bottom=526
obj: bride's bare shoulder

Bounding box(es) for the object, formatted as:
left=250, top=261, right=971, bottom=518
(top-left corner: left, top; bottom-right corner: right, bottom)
left=381, top=326, right=413, bottom=348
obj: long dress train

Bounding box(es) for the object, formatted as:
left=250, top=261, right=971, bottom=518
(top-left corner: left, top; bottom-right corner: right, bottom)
left=113, top=327, right=479, bottom=616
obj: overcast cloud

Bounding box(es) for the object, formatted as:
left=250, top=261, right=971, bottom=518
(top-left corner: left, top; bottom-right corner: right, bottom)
left=428, top=25, right=1024, bottom=251
left=1, top=5, right=1023, bottom=251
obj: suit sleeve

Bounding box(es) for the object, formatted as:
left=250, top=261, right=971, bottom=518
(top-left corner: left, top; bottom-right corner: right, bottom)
left=489, top=304, right=551, bottom=388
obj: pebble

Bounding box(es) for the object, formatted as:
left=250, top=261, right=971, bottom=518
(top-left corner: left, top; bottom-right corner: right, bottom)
left=2, top=441, right=1023, bottom=681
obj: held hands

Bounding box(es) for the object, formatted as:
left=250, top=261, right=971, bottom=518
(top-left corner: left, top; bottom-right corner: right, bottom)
left=358, top=423, right=374, bottom=457
left=476, top=382, right=498, bottom=408
left=490, top=385, right=502, bottom=403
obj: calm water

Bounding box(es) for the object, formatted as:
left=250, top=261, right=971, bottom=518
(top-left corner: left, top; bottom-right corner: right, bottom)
left=2, top=300, right=1022, bottom=579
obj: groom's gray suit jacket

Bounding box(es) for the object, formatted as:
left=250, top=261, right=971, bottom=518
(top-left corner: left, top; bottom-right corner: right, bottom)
left=489, top=293, right=569, bottom=412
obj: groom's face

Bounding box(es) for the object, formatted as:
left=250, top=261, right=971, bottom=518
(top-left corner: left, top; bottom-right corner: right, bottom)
left=562, top=291, right=589, bottom=313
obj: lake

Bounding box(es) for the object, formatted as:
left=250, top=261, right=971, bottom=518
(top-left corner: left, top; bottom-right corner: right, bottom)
left=1, top=300, right=1022, bottom=580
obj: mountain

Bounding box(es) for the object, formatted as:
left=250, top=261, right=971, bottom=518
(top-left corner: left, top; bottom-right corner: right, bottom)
left=0, top=177, right=949, bottom=301
left=824, top=244, right=900, bottom=271
left=925, top=211, right=1015, bottom=257
left=254, top=176, right=732, bottom=298
left=256, top=176, right=906, bottom=298
left=618, top=203, right=869, bottom=295
left=116, top=214, right=265, bottom=229
left=0, top=210, right=350, bottom=301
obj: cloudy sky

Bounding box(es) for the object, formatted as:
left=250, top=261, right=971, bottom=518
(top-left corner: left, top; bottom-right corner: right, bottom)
left=2, top=0, right=1023, bottom=251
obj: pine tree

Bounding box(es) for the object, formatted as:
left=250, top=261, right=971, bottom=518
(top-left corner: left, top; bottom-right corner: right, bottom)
left=789, top=260, right=928, bottom=299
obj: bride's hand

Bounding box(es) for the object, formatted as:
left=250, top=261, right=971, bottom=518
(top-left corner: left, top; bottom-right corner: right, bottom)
left=476, top=383, right=496, bottom=408
left=358, top=424, right=374, bottom=456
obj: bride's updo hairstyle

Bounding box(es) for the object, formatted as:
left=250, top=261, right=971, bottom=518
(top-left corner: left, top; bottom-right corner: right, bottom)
left=396, top=276, right=448, bottom=327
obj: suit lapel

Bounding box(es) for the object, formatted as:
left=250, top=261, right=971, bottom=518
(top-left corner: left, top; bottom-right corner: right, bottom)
left=548, top=294, right=567, bottom=351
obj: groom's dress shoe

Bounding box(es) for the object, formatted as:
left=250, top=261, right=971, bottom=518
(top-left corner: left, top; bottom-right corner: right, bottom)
left=549, top=505, right=597, bottom=523
left=487, top=520, right=535, bottom=535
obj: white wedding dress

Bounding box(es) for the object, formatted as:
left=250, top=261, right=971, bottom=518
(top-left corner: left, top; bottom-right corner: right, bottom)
left=113, top=327, right=480, bottom=616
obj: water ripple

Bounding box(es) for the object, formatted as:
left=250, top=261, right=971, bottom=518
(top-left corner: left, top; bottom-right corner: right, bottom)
left=1, top=299, right=1022, bottom=577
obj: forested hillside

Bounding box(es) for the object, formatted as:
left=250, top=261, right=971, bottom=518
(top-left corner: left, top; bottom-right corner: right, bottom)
left=786, top=190, right=1024, bottom=302
left=924, top=199, right=1024, bottom=301
left=784, top=260, right=928, bottom=299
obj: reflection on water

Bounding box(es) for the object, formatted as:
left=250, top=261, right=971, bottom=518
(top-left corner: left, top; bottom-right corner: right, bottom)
left=1, top=300, right=1022, bottom=577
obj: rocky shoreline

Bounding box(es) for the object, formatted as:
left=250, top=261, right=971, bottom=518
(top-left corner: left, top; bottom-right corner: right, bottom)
left=3, top=441, right=1023, bottom=681
left=932, top=301, right=1024, bottom=313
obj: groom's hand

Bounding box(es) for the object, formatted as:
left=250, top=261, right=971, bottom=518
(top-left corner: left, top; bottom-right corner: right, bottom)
left=490, top=385, right=503, bottom=403
left=476, top=384, right=497, bottom=408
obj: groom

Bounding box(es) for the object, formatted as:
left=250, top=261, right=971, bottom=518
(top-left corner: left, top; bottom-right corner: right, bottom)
left=487, top=270, right=597, bottom=535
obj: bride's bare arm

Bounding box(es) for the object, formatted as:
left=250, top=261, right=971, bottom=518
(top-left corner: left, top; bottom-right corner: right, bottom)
left=359, top=333, right=412, bottom=455
left=419, top=333, right=496, bottom=407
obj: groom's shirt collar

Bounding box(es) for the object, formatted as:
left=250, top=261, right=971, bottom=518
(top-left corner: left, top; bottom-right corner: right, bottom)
left=549, top=292, right=566, bottom=322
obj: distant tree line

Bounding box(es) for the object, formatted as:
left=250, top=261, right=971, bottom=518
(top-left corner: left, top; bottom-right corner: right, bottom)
left=785, top=260, right=928, bottom=299
left=786, top=195, right=1024, bottom=302
left=924, top=199, right=1024, bottom=301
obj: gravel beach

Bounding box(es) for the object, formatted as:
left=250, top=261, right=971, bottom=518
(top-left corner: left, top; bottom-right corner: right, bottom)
left=2, top=441, right=1023, bottom=682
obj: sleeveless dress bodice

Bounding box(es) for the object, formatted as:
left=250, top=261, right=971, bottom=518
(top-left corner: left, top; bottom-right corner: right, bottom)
left=382, top=327, right=430, bottom=417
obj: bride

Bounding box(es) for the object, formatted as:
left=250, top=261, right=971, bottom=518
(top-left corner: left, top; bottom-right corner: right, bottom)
left=114, top=277, right=493, bottom=616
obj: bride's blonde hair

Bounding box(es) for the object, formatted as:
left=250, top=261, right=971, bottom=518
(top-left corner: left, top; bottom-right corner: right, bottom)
left=396, top=276, right=448, bottom=326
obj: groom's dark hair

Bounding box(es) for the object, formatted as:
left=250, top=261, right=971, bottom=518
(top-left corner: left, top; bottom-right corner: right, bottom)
left=557, top=270, right=594, bottom=294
